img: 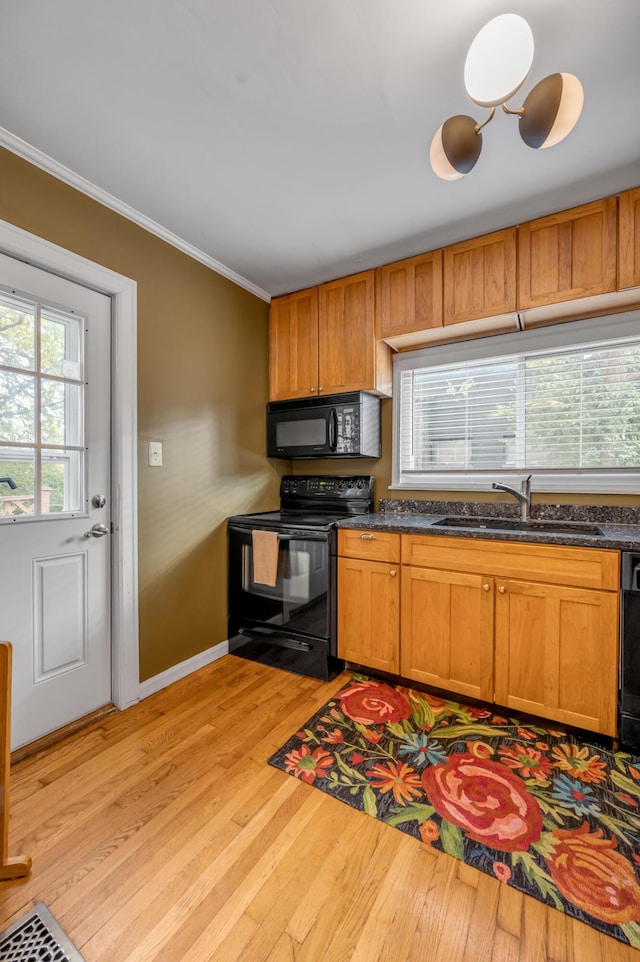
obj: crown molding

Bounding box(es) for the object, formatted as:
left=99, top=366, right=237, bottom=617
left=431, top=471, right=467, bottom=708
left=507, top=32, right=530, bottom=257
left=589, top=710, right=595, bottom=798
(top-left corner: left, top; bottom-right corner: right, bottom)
left=0, top=126, right=271, bottom=303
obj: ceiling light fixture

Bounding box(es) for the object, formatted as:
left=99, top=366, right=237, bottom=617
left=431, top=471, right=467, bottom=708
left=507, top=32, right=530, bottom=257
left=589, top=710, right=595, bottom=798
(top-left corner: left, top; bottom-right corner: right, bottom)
left=430, top=14, right=584, bottom=180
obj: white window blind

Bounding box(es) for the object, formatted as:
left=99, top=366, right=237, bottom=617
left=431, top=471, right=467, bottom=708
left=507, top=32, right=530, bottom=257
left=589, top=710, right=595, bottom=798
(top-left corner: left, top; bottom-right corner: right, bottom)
left=393, top=313, right=640, bottom=493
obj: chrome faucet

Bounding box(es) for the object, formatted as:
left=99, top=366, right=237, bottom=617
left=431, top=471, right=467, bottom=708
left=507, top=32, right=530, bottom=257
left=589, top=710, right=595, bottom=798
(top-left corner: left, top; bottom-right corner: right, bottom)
left=492, top=475, right=532, bottom=522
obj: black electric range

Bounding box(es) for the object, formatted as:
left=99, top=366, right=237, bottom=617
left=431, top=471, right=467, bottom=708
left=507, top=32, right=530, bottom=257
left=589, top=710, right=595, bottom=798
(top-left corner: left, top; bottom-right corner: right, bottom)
left=227, top=475, right=374, bottom=679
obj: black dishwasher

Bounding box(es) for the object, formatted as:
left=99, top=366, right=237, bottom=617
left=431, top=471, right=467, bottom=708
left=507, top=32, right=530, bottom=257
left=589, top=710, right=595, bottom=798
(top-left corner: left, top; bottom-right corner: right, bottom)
left=619, top=553, right=640, bottom=752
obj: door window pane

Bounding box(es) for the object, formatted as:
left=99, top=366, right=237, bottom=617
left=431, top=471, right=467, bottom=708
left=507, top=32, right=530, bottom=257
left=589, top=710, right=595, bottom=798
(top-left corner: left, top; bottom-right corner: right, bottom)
left=41, top=379, right=83, bottom=446
left=0, top=448, right=35, bottom=517
left=0, top=293, right=36, bottom=370
left=0, top=370, right=36, bottom=443
left=41, top=450, right=83, bottom=513
left=41, top=309, right=83, bottom=379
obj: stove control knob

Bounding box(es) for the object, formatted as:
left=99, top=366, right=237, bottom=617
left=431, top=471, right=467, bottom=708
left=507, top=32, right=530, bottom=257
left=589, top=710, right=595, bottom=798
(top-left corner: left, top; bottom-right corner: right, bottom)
left=356, top=478, right=365, bottom=489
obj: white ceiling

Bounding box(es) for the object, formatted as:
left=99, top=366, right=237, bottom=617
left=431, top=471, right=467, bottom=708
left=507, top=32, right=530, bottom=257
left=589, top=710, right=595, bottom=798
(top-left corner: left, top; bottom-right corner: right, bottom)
left=2, top=1, right=640, bottom=300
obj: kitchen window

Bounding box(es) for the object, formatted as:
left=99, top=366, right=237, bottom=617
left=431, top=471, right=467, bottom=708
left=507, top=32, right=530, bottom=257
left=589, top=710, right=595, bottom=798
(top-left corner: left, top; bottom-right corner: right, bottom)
left=392, top=311, right=640, bottom=493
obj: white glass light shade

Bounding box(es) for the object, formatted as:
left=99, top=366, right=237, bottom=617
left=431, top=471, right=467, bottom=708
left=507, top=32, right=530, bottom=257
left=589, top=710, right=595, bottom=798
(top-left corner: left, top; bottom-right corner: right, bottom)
left=519, top=73, right=584, bottom=149
left=464, top=14, right=534, bottom=107
left=430, top=115, right=482, bottom=180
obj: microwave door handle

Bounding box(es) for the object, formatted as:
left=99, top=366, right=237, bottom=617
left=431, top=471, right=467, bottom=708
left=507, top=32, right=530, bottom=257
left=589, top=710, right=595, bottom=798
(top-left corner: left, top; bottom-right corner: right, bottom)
left=329, top=408, right=338, bottom=452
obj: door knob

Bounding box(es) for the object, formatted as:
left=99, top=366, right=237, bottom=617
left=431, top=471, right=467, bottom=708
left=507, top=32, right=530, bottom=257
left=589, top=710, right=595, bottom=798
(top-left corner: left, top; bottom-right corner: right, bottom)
left=92, top=494, right=107, bottom=508
left=84, top=523, right=109, bottom=538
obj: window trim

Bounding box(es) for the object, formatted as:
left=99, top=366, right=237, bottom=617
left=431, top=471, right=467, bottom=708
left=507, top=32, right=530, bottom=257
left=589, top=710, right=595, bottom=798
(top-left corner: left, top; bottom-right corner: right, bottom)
left=391, top=310, right=640, bottom=494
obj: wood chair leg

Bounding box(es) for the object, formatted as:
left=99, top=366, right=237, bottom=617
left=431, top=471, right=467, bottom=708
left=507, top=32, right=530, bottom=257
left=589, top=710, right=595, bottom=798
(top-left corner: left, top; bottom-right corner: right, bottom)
left=1, top=642, right=31, bottom=880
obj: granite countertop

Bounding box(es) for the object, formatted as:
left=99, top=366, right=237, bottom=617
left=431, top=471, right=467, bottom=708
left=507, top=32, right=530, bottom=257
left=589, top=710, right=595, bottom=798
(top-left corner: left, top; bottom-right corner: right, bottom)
left=337, top=502, right=640, bottom=551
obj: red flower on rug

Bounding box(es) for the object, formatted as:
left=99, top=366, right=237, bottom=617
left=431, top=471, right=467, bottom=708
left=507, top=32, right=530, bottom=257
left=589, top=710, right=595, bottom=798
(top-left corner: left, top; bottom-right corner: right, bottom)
left=284, top=745, right=333, bottom=784
left=546, top=822, right=640, bottom=924
left=422, top=753, right=543, bottom=852
left=493, top=862, right=512, bottom=884
left=338, top=680, right=412, bottom=725
left=419, top=820, right=440, bottom=844
left=321, top=728, right=344, bottom=744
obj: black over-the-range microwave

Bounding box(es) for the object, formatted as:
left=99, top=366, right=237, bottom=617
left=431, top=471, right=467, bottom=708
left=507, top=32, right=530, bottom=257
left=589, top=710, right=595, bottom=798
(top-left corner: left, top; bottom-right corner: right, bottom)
left=267, top=391, right=381, bottom=459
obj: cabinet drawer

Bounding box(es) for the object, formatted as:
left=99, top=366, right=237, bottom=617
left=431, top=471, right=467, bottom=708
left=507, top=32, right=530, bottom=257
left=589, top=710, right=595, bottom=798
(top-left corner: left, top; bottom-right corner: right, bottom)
left=338, top=529, right=401, bottom=563
left=401, top=534, right=619, bottom=591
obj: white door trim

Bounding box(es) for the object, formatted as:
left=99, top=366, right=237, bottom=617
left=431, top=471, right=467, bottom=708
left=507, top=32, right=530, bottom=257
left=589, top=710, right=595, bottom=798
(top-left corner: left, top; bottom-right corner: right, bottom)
left=0, top=217, right=139, bottom=710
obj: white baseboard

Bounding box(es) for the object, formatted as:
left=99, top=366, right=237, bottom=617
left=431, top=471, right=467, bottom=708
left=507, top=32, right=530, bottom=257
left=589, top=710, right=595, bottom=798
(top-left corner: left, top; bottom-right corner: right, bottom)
left=139, top=640, right=229, bottom=699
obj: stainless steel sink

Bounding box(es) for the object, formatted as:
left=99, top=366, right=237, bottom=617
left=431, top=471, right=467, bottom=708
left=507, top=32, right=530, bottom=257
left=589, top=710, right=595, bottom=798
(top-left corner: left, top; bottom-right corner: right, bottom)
left=431, top=517, right=604, bottom=536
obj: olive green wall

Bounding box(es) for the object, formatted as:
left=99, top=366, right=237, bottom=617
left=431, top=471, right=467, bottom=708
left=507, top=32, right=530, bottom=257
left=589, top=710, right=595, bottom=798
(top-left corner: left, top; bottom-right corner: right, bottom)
left=302, top=396, right=640, bottom=508
left=0, top=147, right=283, bottom=681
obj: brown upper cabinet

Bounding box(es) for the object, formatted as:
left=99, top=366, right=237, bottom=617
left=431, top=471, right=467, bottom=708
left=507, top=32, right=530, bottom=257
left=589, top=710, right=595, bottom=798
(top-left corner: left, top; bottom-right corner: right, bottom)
left=619, top=187, right=640, bottom=290
left=443, top=228, right=517, bottom=325
left=375, top=249, right=443, bottom=339
left=271, top=188, right=640, bottom=390
left=269, top=270, right=391, bottom=401
left=518, top=198, right=617, bottom=309
left=269, top=287, right=319, bottom=401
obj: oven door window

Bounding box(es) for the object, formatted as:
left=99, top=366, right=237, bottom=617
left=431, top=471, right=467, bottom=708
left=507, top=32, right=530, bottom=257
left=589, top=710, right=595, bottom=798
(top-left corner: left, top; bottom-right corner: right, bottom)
left=232, top=530, right=330, bottom=639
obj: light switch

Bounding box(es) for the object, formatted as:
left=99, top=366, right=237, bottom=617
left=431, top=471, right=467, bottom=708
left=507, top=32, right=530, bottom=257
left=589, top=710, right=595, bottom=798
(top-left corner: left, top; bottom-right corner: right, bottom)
left=148, top=441, right=163, bottom=467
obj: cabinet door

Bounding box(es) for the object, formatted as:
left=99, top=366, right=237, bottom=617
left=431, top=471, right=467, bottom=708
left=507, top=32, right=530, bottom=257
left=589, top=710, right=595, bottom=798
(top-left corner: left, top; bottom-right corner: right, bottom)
left=269, top=288, right=318, bottom=400
left=400, top=566, right=494, bottom=701
left=619, top=187, right=640, bottom=290
left=376, top=250, right=443, bottom=339
left=518, top=198, right=617, bottom=309
left=318, top=270, right=378, bottom=395
left=494, top=579, right=619, bottom=735
left=443, top=228, right=516, bottom=326
left=337, top=557, right=399, bottom=673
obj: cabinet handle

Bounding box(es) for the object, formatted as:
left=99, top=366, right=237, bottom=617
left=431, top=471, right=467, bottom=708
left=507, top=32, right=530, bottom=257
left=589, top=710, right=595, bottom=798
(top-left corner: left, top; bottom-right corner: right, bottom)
left=318, top=386, right=324, bottom=393
left=360, top=533, right=374, bottom=540
left=482, top=583, right=490, bottom=592
left=390, top=570, right=397, bottom=577
left=498, top=585, right=506, bottom=594
left=310, top=386, right=316, bottom=393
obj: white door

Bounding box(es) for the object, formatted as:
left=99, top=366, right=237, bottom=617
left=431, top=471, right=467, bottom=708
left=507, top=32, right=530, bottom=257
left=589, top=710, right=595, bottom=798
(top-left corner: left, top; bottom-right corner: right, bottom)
left=0, top=252, right=112, bottom=750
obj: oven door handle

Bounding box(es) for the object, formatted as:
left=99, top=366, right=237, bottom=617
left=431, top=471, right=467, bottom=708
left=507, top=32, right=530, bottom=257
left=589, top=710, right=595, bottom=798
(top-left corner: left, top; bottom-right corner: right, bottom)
left=276, top=532, right=329, bottom=542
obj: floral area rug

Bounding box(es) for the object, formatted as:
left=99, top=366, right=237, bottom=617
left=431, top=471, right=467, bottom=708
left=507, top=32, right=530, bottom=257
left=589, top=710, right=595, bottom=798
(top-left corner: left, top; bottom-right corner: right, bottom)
left=268, top=675, right=640, bottom=949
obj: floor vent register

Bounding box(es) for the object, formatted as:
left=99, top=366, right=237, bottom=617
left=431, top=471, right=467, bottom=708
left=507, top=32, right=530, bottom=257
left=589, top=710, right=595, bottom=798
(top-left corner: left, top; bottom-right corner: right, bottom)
left=0, top=903, right=85, bottom=962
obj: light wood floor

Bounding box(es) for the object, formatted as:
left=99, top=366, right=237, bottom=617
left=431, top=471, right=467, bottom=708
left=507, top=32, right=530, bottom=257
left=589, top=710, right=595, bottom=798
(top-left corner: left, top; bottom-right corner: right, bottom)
left=0, top=654, right=637, bottom=962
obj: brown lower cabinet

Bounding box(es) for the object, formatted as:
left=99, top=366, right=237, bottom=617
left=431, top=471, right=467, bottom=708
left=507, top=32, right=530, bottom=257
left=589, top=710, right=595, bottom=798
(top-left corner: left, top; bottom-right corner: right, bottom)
left=337, top=531, right=400, bottom=673
left=493, top=578, right=619, bottom=735
left=401, top=565, right=494, bottom=702
left=338, top=531, right=620, bottom=736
